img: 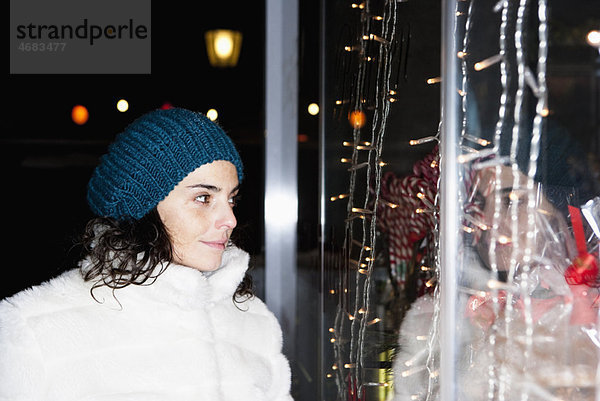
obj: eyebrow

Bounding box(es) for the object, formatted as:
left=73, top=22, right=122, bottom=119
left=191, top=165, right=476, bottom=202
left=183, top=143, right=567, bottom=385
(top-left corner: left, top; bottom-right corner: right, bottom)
left=186, top=183, right=240, bottom=194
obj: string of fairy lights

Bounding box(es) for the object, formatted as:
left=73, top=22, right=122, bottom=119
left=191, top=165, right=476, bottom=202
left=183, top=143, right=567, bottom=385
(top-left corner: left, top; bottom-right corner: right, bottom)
left=326, top=0, right=559, bottom=399
left=327, top=1, right=400, bottom=399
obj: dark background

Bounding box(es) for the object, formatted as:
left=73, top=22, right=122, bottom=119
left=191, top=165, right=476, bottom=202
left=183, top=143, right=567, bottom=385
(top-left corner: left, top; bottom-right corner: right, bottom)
left=4, top=1, right=321, bottom=300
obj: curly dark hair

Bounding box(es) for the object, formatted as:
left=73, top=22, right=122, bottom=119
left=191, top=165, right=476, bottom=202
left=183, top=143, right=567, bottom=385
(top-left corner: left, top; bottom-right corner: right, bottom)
left=80, top=208, right=254, bottom=304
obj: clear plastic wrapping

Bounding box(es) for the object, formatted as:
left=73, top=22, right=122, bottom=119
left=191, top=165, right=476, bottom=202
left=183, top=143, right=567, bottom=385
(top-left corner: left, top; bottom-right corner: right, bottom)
left=394, top=167, right=600, bottom=400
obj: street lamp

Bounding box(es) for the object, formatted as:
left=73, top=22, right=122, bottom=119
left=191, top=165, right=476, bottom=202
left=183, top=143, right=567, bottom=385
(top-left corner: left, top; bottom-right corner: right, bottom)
left=205, top=29, right=243, bottom=67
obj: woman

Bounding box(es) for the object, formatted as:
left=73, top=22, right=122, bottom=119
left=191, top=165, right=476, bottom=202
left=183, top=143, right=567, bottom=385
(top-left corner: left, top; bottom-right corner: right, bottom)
left=0, top=108, right=293, bottom=401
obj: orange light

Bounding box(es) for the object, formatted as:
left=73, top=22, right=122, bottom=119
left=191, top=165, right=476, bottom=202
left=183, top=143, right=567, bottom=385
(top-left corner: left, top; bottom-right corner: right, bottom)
left=71, top=105, right=89, bottom=125
left=348, top=110, right=366, bottom=129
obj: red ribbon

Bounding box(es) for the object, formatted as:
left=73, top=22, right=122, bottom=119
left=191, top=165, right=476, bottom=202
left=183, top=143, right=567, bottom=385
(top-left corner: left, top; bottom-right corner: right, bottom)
left=564, top=205, right=599, bottom=325
left=565, top=206, right=598, bottom=287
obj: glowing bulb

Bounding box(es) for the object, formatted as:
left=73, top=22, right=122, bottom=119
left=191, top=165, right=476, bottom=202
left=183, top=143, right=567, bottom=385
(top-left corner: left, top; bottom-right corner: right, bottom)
left=587, top=30, right=600, bottom=48
left=474, top=54, right=503, bottom=71
left=116, top=99, right=129, bottom=112
left=71, top=105, right=89, bottom=125
left=214, top=35, right=234, bottom=58
left=497, top=235, right=511, bottom=245
left=308, top=103, right=320, bottom=116
left=330, top=193, right=349, bottom=201
left=206, top=109, right=218, bottom=121
left=348, top=110, right=366, bottom=129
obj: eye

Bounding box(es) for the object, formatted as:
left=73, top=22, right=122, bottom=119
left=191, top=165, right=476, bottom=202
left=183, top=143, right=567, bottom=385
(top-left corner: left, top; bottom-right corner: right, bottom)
left=195, top=194, right=210, bottom=204
left=229, top=194, right=241, bottom=207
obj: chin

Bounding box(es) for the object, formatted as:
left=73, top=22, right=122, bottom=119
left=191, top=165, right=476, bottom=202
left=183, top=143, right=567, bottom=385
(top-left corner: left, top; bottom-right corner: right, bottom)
left=192, top=253, right=224, bottom=272
left=175, top=252, right=224, bottom=272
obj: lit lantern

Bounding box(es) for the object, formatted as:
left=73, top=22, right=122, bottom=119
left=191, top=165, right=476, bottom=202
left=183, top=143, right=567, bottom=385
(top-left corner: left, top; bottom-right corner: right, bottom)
left=71, top=105, right=89, bottom=125
left=205, top=30, right=243, bottom=68
left=348, top=110, right=366, bottom=129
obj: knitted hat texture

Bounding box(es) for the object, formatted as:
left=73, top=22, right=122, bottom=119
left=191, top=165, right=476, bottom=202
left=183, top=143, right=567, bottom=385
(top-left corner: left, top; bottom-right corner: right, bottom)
left=87, top=108, right=243, bottom=221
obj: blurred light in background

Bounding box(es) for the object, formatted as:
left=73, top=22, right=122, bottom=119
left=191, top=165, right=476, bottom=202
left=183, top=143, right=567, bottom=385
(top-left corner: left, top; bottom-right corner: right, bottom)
left=586, top=30, right=600, bottom=48
left=206, top=108, right=219, bottom=121
left=116, top=99, right=129, bottom=112
left=348, top=110, right=366, bottom=129
left=307, top=103, right=319, bottom=116
left=205, top=30, right=243, bottom=68
left=71, top=105, right=89, bottom=125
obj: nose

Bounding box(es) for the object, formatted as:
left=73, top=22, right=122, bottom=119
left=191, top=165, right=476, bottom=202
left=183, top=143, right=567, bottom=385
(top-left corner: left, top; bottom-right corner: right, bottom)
left=215, top=202, right=237, bottom=231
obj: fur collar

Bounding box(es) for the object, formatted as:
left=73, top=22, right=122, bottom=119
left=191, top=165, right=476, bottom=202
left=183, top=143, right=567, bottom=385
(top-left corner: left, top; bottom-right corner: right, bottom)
left=81, top=246, right=250, bottom=310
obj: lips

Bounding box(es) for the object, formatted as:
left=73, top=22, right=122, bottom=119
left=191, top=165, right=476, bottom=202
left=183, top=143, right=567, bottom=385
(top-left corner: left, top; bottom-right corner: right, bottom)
left=200, top=240, right=227, bottom=250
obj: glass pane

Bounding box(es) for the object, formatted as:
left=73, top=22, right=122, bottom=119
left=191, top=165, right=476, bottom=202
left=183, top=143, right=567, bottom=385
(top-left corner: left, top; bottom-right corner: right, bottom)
left=321, top=0, right=441, bottom=399
left=444, top=0, right=600, bottom=399
left=320, top=0, right=600, bottom=400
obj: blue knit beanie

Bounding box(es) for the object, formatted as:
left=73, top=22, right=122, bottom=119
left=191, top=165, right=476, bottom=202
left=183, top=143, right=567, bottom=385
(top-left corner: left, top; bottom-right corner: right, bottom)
left=87, top=107, right=244, bottom=221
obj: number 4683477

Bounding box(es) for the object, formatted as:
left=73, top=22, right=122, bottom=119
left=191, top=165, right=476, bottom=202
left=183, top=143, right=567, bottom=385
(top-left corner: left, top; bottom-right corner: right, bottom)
left=18, top=42, right=66, bottom=52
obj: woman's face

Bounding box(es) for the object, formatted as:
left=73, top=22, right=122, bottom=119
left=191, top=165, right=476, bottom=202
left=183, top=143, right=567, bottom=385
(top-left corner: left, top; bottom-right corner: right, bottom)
left=157, top=160, right=239, bottom=271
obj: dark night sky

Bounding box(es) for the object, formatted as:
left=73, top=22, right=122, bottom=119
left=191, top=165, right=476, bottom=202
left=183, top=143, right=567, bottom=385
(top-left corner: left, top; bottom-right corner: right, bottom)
left=4, top=1, right=320, bottom=299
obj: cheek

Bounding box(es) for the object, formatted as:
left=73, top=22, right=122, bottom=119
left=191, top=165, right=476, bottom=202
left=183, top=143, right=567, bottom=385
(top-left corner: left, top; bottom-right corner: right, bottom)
left=163, top=208, right=212, bottom=247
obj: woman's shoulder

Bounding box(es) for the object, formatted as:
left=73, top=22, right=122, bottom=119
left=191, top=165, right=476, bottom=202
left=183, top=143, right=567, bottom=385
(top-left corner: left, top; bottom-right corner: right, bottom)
left=0, top=269, right=91, bottom=321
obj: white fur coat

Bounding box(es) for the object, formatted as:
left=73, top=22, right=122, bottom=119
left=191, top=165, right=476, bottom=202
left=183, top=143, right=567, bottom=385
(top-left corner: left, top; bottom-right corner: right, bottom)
left=0, top=247, right=292, bottom=401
